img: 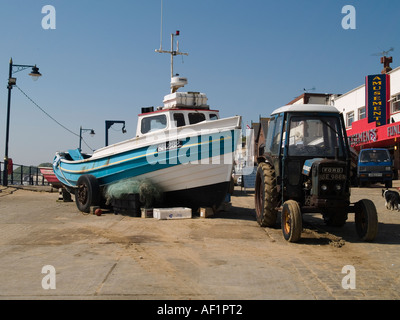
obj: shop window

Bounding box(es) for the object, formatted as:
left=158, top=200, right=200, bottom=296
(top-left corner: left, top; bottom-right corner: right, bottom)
left=392, top=93, right=400, bottom=113
left=346, top=111, right=354, bottom=127
left=358, top=106, right=366, bottom=120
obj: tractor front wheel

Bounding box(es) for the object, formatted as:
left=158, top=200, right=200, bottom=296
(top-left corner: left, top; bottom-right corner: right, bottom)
left=281, top=200, right=302, bottom=243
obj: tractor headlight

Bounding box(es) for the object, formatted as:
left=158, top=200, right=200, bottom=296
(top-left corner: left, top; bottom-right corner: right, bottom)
left=335, top=184, right=342, bottom=191
left=321, top=184, right=328, bottom=191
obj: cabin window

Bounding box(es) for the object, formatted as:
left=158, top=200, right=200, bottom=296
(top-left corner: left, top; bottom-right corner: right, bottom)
left=189, top=113, right=206, bottom=124
left=269, top=114, right=283, bottom=155
left=141, top=114, right=167, bottom=134
left=173, top=113, right=186, bottom=127
left=209, top=113, right=218, bottom=120
left=360, top=149, right=390, bottom=163
left=287, top=116, right=344, bottom=157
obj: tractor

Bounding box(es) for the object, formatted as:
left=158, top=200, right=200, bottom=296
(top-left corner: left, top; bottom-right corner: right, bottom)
left=255, top=104, right=378, bottom=242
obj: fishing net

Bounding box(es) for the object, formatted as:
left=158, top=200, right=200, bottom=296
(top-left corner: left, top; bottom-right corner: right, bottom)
left=104, top=178, right=163, bottom=208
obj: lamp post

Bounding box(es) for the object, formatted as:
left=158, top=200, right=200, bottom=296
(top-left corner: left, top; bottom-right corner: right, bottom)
left=79, top=126, right=95, bottom=152
left=3, top=58, right=42, bottom=186
left=105, top=120, right=126, bottom=147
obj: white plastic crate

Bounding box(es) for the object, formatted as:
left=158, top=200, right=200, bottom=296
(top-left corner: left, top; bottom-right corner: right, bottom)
left=153, top=207, right=192, bottom=220
left=163, top=92, right=208, bottom=109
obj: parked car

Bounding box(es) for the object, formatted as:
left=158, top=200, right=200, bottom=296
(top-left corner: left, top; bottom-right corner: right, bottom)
left=357, top=148, right=393, bottom=188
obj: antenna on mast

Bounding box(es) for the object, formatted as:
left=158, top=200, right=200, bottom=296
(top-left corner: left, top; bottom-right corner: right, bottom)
left=155, top=0, right=189, bottom=93
left=303, top=86, right=316, bottom=93
left=371, top=47, right=394, bottom=74
left=371, top=47, right=394, bottom=57
left=293, top=87, right=316, bottom=99
left=158, top=0, right=163, bottom=51
left=155, top=30, right=189, bottom=92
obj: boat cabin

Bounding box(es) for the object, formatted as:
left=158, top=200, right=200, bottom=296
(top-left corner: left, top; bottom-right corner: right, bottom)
left=136, top=91, right=220, bottom=137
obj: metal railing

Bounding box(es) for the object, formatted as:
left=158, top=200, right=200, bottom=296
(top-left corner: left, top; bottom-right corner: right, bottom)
left=0, top=161, right=51, bottom=186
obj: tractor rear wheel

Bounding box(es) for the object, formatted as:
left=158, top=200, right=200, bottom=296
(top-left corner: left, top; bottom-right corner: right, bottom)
left=255, top=162, right=278, bottom=227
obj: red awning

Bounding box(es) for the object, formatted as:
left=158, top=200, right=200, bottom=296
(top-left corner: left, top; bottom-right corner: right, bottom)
left=347, top=118, right=400, bottom=150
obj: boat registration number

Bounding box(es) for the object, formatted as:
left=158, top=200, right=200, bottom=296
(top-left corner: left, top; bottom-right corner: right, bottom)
left=157, top=140, right=183, bottom=152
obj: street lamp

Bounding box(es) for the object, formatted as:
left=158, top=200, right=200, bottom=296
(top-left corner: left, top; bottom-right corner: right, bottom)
left=29, top=66, right=42, bottom=80
left=79, top=126, right=95, bottom=152
left=3, top=58, right=42, bottom=186
left=105, top=120, right=126, bottom=147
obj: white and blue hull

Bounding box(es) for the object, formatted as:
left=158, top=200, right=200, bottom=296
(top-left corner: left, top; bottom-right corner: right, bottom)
left=53, top=116, right=241, bottom=208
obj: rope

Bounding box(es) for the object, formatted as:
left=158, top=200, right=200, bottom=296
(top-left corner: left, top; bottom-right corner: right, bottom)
left=15, top=85, right=95, bottom=151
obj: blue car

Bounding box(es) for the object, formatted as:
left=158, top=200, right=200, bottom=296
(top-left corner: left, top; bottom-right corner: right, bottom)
left=357, top=148, right=393, bottom=188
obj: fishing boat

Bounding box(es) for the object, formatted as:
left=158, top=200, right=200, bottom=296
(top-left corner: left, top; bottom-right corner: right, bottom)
left=39, top=166, right=62, bottom=188
left=53, top=31, right=242, bottom=212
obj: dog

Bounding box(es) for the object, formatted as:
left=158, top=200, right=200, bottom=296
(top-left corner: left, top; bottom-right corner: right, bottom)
left=382, top=189, right=400, bottom=211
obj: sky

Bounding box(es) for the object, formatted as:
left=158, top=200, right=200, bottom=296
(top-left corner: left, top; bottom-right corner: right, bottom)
left=0, top=0, right=399, bottom=166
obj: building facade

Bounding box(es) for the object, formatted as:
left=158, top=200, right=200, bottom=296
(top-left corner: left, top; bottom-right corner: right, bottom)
left=332, top=65, right=400, bottom=177
left=286, top=92, right=335, bottom=106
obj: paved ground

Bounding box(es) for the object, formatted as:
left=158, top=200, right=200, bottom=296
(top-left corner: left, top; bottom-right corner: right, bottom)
left=0, top=183, right=399, bottom=301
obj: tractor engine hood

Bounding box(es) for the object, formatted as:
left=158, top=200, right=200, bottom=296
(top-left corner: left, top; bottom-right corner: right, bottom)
left=302, top=158, right=324, bottom=176
left=302, top=158, right=348, bottom=177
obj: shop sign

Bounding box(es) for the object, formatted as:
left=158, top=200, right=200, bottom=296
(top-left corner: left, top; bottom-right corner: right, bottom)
left=387, top=123, right=400, bottom=137
left=348, top=128, right=377, bottom=146
left=366, top=74, right=390, bottom=127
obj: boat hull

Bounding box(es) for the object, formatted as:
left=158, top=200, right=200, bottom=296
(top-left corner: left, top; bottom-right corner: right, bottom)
left=163, top=181, right=230, bottom=209
left=39, top=167, right=63, bottom=189
left=53, top=117, right=241, bottom=209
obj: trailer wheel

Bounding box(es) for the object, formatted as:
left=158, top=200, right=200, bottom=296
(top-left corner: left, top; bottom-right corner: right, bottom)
left=75, top=174, right=100, bottom=213
left=355, top=199, right=378, bottom=242
left=281, top=200, right=302, bottom=243
left=255, top=162, right=278, bottom=227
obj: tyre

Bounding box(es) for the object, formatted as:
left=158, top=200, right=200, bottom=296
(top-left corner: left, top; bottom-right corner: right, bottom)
left=355, top=199, right=378, bottom=242
left=255, top=162, right=278, bottom=227
left=385, top=180, right=392, bottom=188
left=281, top=200, right=302, bottom=242
left=75, top=174, right=100, bottom=213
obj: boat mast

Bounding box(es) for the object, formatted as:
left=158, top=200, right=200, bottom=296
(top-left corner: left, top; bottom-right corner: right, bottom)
left=155, top=31, right=189, bottom=90
left=155, top=1, right=189, bottom=92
